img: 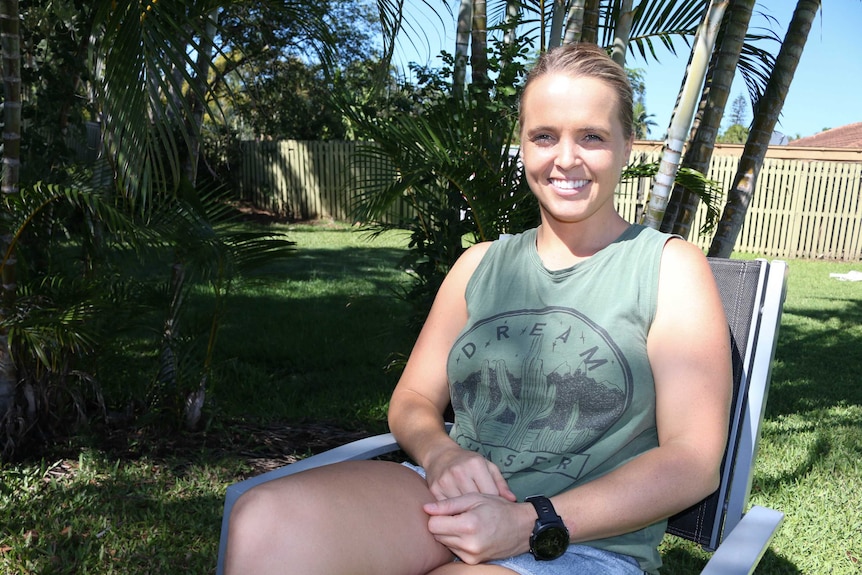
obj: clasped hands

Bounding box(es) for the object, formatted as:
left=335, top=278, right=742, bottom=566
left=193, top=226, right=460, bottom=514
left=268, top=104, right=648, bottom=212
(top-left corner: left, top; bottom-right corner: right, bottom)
left=422, top=446, right=536, bottom=564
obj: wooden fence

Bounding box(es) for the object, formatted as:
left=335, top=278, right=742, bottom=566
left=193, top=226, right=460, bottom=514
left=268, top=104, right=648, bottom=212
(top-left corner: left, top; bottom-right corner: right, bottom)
left=239, top=140, right=411, bottom=224
left=240, top=140, right=862, bottom=261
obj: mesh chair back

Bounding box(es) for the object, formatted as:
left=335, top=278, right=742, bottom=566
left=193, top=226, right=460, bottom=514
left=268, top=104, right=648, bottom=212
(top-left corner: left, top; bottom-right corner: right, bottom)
left=665, top=258, right=767, bottom=550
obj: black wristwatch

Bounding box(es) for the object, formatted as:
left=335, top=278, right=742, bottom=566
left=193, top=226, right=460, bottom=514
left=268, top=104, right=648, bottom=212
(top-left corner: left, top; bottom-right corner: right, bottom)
left=526, top=495, right=570, bottom=561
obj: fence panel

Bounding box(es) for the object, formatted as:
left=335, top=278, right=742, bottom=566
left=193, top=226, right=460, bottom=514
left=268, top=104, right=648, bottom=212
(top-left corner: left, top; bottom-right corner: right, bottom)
left=240, top=140, right=862, bottom=261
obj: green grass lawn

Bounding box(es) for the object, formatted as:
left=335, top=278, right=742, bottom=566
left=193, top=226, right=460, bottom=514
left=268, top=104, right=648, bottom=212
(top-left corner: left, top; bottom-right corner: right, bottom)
left=208, top=221, right=416, bottom=428
left=1, top=221, right=860, bottom=574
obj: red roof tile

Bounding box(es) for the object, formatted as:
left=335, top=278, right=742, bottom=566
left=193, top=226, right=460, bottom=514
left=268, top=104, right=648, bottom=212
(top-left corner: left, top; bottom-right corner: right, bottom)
left=788, top=122, right=862, bottom=148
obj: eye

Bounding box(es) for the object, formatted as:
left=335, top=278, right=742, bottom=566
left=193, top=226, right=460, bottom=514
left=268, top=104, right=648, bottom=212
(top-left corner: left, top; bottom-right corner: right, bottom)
left=584, top=133, right=604, bottom=143
left=530, top=133, right=555, bottom=145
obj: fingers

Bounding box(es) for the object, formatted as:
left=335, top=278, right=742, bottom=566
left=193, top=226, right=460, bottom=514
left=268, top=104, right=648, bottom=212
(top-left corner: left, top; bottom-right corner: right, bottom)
left=423, top=494, right=531, bottom=565
left=428, top=455, right=514, bottom=501
left=423, top=493, right=479, bottom=517
left=424, top=494, right=491, bottom=564
left=489, top=465, right=518, bottom=502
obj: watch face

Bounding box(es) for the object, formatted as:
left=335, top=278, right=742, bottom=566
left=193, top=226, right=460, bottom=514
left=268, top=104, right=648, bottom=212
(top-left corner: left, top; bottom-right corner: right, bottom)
left=532, top=525, right=569, bottom=560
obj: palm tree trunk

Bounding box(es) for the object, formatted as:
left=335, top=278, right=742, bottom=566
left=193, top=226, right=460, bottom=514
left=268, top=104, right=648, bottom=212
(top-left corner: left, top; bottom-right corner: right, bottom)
left=471, top=0, right=488, bottom=89
left=548, top=0, right=567, bottom=49
left=662, top=0, right=755, bottom=239
left=182, top=8, right=218, bottom=186
left=610, top=0, right=635, bottom=66
left=580, top=0, right=600, bottom=44
left=708, top=0, right=820, bottom=257
left=641, top=0, right=728, bottom=230
left=502, top=0, right=520, bottom=52
left=454, top=0, right=472, bottom=100
left=562, top=0, right=586, bottom=45
left=0, top=0, right=20, bottom=418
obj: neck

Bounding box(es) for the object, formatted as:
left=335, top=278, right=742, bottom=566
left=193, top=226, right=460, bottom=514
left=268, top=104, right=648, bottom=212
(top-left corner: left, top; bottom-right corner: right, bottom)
left=535, top=213, right=630, bottom=269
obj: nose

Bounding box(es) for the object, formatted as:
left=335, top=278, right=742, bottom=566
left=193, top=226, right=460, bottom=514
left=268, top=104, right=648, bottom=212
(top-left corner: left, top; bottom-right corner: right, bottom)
left=556, top=138, right=581, bottom=170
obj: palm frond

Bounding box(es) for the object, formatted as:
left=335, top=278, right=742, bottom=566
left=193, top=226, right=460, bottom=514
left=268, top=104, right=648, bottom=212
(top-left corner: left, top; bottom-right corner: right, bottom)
left=3, top=277, right=102, bottom=373
left=623, top=159, right=722, bottom=236
left=625, top=0, right=706, bottom=62
left=737, top=31, right=779, bottom=114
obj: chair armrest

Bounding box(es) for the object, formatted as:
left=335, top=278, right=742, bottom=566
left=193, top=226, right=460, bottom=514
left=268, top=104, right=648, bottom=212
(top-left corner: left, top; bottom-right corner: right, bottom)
left=700, top=506, right=785, bottom=575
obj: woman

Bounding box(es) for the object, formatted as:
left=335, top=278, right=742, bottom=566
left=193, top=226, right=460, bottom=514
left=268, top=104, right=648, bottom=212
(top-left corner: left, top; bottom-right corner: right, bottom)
left=224, top=43, right=732, bottom=575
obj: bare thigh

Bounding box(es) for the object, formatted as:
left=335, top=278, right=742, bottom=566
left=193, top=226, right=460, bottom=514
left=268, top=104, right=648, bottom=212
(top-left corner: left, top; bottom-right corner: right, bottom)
left=224, top=460, right=455, bottom=575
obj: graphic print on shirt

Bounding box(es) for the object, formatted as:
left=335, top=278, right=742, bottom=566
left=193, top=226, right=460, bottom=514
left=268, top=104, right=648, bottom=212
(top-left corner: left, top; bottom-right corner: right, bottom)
left=450, top=306, right=633, bottom=494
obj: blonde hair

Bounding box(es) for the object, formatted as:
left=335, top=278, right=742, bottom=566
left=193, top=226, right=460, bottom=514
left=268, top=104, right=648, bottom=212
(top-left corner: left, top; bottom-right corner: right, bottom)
left=520, top=43, right=634, bottom=140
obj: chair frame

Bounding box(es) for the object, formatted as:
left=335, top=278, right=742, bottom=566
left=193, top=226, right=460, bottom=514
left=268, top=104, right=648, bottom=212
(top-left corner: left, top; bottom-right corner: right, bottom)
left=216, top=258, right=788, bottom=575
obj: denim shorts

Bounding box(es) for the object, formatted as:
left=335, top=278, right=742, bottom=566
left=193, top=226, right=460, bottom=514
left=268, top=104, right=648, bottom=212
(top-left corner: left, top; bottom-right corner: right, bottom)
left=401, top=463, right=645, bottom=574
left=488, top=545, right=643, bottom=575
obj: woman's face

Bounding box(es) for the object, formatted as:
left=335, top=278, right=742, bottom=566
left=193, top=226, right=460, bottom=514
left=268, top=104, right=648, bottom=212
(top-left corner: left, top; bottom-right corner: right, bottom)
left=519, top=72, right=633, bottom=227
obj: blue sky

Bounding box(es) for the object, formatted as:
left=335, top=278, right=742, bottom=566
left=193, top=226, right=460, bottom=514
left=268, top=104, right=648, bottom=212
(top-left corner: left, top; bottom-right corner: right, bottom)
left=394, top=1, right=861, bottom=140
left=640, top=1, right=862, bottom=140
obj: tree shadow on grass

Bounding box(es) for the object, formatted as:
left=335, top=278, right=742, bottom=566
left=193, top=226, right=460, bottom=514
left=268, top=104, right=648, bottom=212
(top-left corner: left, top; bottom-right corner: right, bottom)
left=768, top=297, right=862, bottom=418
left=660, top=543, right=800, bottom=574
left=0, top=454, right=233, bottom=575
left=255, top=245, right=411, bottom=286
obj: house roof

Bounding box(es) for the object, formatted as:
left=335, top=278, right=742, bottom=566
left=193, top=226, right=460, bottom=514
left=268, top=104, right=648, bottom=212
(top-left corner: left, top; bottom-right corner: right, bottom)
left=788, top=122, right=862, bottom=148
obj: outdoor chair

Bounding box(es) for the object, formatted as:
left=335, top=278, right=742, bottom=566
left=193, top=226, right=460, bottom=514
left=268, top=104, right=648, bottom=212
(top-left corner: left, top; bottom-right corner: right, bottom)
left=216, top=257, right=788, bottom=575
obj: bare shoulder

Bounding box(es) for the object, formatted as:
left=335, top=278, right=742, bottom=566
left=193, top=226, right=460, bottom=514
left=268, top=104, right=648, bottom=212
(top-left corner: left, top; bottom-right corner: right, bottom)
left=456, top=241, right=494, bottom=269
left=441, top=241, right=494, bottom=290
left=655, top=237, right=725, bottom=328
left=659, top=237, right=713, bottom=284
left=422, top=241, right=494, bottom=328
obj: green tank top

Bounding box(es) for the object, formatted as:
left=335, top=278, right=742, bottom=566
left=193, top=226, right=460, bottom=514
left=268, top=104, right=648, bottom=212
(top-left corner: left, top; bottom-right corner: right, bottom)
left=447, top=224, right=672, bottom=573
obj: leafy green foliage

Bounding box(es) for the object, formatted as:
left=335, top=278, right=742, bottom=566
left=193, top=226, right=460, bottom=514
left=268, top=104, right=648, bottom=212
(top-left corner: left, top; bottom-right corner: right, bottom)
left=624, top=0, right=705, bottom=60
left=344, top=39, right=539, bottom=328
left=0, top=169, right=295, bottom=456
left=3, top=0, right=316, bottom=457
left=138, top=184, right=296, bottom=431
left=216, top=0, right=383, bottom=141
left=717, top=124, right=749, bottom=144
left=622, top=160, right=723, bottom=236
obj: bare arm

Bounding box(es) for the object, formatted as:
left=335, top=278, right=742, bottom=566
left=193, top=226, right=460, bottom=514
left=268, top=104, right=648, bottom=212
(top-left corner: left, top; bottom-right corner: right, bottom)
left=548, top=238, right=732, bottom=540
left=388, top=242, right=516, bottom=501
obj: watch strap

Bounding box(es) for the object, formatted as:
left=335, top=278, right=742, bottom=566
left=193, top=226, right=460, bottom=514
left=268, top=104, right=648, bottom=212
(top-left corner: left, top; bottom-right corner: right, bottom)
left=526, top=495, right=561, bottom=523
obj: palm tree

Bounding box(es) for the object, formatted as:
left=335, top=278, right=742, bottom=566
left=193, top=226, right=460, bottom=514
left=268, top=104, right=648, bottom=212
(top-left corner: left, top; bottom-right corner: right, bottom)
left=0, top=1, right=321, bottom=447
left=471, top=0, right=490, bottom=94
left=661, top=0, right=757, bottom=239
left=0, top=0, right=20, bottom=420
left=633, top=101, right=657, bottom=139
left=580, top=0, right=600, bottom=44
left=709, top=0, right=821, bottom=257
left=455, top=0, right=472, bottom=100
left=90, top=1, right=339, bottom=429
left=640, top=0, right=729, bottom=230
left=360, top=0, right=729, bottom=288
left=611, top=0, right=635, bottom=66
left=562, top=0, right=587, bottom=44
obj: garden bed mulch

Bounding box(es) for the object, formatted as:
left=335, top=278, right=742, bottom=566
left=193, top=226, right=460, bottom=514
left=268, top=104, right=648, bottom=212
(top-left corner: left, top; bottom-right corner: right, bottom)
left=217, top=421, right=375, bottom=474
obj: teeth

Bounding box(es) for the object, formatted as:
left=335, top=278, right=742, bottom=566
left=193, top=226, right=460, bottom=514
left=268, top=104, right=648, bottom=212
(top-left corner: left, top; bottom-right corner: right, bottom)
left=552, top=179, right=589, bottom=189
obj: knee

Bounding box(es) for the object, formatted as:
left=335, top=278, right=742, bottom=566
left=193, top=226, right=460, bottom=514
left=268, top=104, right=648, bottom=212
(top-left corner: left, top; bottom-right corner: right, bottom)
left=229, top=484, right=269, bottom=536
left=224, top=484, right=287, bottom=572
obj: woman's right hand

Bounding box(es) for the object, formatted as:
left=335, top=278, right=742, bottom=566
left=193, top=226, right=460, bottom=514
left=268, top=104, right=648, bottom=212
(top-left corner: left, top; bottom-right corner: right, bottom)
left=424, top=444, right=517, bottom=502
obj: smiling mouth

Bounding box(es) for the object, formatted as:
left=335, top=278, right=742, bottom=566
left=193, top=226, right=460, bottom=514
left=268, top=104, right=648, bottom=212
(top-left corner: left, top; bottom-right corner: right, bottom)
left=551, top=178, right=590, bottom=190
